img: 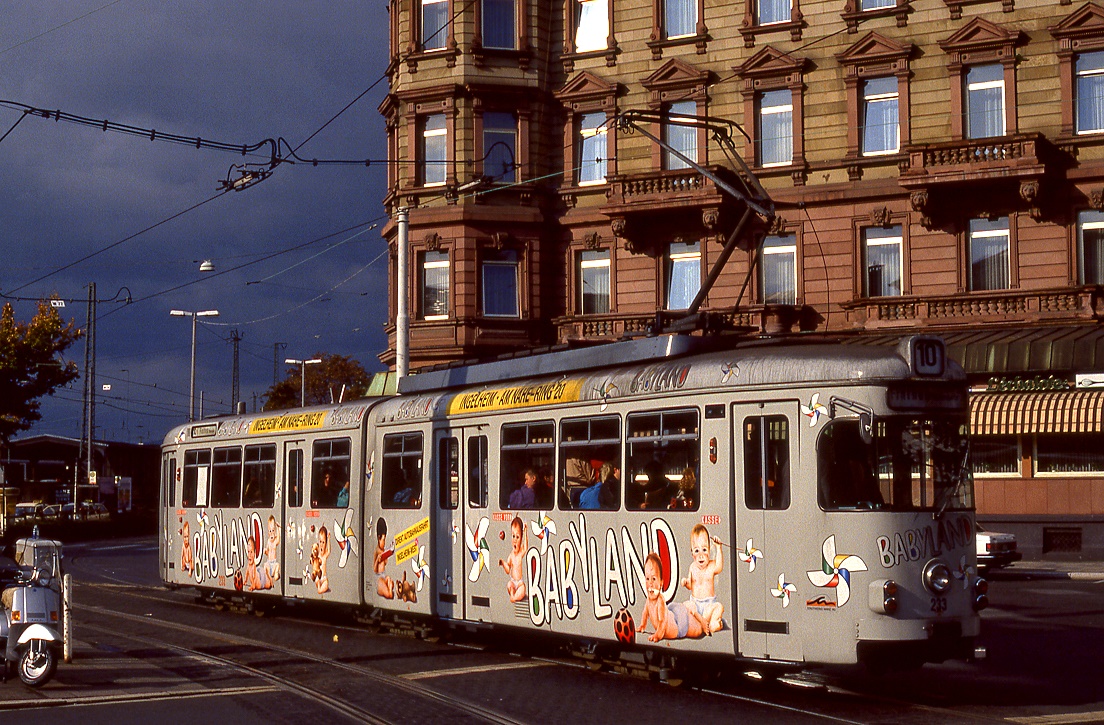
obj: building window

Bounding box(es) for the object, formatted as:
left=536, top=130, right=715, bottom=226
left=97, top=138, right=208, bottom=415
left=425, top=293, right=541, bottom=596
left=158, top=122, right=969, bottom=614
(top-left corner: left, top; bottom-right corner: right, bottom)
left=482, top=0, right=516, bottom=49
left=972, top=435, right=1019, bottom=476
left=422, top=0, right=449, bottom=50
left=860, top=0, right=894, bottom=8
left=861, top=77, right=899, bottom=156
left=862, top=226, right=902, bottom=298
left=1036, top=433, right=1104, bottom=474
left=761, top=234, right=796, bottom=304
left=758, top=89, right=792, bottom=167
left=965, top=64, right=1005, bottom=139
left=482, top=112, right=517, bottom=183
left=758, top=0, right=790, bottom=25
left=481, top=249, right=520, bottom=317
left=665, top=0, right=697, bottom=38
left=579, top=113, right=608, bottom=185
left=1076, top=52, right=1104, bottom=135
left=420, top=250, right=450, bottom=320
left=968, top=217, right=1010, bottom=291
left=421, top=114, right=447, bottom=187
left=574, top=0, right=608, bottom=52
left=663, top=101, right=697, bottom=170
left=1079, top=210, right=1104, bottom=285
left=666, top=241, right=701, bottom=310
left=578, top=249, right=610, bottom=314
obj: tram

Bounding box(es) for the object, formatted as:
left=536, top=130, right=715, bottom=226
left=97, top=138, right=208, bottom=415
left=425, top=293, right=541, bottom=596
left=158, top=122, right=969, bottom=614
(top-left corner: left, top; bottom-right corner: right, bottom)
left=159, top=332, right=985, bottom=673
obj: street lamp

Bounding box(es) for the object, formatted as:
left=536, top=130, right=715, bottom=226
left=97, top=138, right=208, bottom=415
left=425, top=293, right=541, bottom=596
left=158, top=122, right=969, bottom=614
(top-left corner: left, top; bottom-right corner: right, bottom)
left=171, top=309, right=219, bottom=420
left=285, top=357, right=322, bottom=407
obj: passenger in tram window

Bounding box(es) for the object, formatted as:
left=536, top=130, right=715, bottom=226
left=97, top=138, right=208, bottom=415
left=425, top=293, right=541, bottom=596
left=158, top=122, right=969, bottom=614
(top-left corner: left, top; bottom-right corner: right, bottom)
left=336, top=479, right=350, bottom=508
left=243, top=474, right=262, bottom=508
left=507, top=468, right=538, bottom=509
left=498, top=516, right=527, bottom=602
left=599, top=463, right=620, bottom=509
left=537, top=468, right=555, bottom=510
left=669, top=467, right=696, bottom=509
left=313, top=471, right=336, bottom=508
left=374, top=518, right=395, bottom=599
left=639, top=459, right=671, bottom=510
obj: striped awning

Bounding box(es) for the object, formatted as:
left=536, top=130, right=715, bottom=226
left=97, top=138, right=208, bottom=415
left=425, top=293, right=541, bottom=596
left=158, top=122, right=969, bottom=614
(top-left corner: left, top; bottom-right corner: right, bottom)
left=970, top=390, right=1104, bottom=435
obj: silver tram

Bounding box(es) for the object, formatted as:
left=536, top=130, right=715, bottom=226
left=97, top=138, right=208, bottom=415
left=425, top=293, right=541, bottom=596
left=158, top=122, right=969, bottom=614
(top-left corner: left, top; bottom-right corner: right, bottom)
left=159, top=333, right=984, bottom=673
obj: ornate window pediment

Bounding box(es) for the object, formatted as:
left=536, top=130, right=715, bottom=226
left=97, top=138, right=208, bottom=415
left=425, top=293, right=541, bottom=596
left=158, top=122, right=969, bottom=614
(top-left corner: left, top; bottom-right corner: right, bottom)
left=1051, top=2, right=1104, bottom=49
left=836, top=30, right=912, bottom=66
left=555, top=71, right=619, bottom=107
left=641, top=58, right=711, bottom=103
left=736, top=45, right=806, bottom=81
left=938, top=17, right=1025, bottom=62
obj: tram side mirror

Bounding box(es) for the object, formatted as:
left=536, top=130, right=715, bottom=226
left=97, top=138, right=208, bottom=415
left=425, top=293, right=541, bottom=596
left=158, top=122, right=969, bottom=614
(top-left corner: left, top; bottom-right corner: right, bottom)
left=858, top=412, right=873, bottom=445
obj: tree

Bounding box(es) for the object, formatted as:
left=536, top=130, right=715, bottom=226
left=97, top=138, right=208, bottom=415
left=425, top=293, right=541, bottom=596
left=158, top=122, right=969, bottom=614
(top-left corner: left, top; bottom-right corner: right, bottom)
left=263, top=353, right=372, bottom=410
left=0, top=301, right=81, bottom=444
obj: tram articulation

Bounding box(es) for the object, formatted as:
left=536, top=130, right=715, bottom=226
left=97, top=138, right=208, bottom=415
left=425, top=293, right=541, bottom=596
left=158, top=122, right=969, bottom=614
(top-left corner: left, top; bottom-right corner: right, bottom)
left=159, top=333, right=985, bottom=673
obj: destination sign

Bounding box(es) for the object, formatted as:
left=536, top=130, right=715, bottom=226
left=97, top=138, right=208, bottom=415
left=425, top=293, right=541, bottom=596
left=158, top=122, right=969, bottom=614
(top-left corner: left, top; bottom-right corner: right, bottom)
left=447, top=378, right=584, bottom=415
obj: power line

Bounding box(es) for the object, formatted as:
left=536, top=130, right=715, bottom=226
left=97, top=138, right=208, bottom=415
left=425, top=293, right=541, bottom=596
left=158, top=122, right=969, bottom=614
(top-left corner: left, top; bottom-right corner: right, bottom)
left=0, top=1, right=128, bottom=56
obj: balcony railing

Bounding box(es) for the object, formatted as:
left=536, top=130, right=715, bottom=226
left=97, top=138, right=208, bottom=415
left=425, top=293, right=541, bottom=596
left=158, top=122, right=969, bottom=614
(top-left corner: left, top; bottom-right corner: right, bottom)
left=842, top=288, right=1103, bottom=329
left=899, top=132, right=1051, bottom=188
left=604, top=168, right=727, bottom=211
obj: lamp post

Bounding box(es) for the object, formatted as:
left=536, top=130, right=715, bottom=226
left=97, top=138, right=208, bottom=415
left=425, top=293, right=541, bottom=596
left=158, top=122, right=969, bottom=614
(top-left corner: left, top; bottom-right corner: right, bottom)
left=285, top=357, right=322, bottom=407
left=171, top=309, right=219, bottom=420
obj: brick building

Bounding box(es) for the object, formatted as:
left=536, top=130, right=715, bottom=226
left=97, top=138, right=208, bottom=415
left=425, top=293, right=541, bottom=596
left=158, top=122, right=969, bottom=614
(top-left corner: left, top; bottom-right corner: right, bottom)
left=380, top=0, right=1104, bottom=557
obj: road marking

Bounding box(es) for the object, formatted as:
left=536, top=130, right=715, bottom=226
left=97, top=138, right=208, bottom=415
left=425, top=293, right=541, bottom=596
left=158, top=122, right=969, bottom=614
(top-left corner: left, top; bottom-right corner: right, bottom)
left=0, top=685, right=278, bottom=710
left=401, top=661, right=550, bottom=680
left=1008, top=712, right=1104, bottom=724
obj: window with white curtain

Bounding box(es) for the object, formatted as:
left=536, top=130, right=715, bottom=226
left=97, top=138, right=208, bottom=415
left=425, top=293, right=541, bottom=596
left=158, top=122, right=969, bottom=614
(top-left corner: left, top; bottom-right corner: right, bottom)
left=482, top=112, right=517, bottom=183
left=761, top=235, right=796, bottom=304
left=421, top=114, right=447, bottom=186
left=758, top=89, right=792, bottom=166
left=860, top=0, right=893, bottom=8
left=420, top=250, right=450, bottom=319
left=482, top=0, right=515, bottom=49
left=666, top=241, right=701, bottom=310
left=757, top=0, right=789, bottom=25
left=664, top=101, right=697, bottom=170
left=965, top=64, right=1005, bottom=140
left=861, top=77, right=899, bottom=156
left=574, top=0, right=608, bottom=52
left=862, top=226, right=902, bottom=298
left=579, top=113, right=608, bottom=185
left=421, top=0, right=449, bottom=50
left=665, top=0, right=696, bottom=38
left=481, top=250, right=520, bottom=317
left=968, top=217, right=1010, bottom=291
left=1078, top=210, right=1104, bottom=285
left=1076, top=51, right=1104, bottom=135
left=578, top=249, right=610, bottom=314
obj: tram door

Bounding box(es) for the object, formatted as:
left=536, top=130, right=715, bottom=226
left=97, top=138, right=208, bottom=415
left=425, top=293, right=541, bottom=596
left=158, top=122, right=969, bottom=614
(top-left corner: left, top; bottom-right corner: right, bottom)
left=160, top=452, right=176, bottom=584
left=432, top=426, right=488, bottom=622
left=732, top=402, right=801, bottom=661
left=283, top=441, right=306, bottom=596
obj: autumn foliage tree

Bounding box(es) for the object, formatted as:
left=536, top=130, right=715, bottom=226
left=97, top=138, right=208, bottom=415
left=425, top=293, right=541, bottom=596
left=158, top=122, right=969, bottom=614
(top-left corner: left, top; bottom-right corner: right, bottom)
left=263, top=352, right=372, bottom=410
left=0, top=301, right=81, bottom=444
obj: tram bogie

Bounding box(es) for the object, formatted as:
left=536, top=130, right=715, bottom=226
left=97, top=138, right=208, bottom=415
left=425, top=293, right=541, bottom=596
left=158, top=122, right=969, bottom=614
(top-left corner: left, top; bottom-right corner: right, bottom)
left=159, top=333, right=983, bottom=672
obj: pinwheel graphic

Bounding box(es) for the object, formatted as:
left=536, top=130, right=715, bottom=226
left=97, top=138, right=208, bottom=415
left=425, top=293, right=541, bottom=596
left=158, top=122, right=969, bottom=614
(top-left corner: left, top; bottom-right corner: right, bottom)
left=953, top=555, right=976, bottom=589
left=197, top=511, right=210, bottom=529
left=465, top=517, right=491, bottom=582
left=739, top=539, right=763, bottom=572
left=721, top=361, right=740, bottom=383
left=531, top=511, right=557, bottom=554
left=334, top=509, right=359, bottom=568
left=807, top=535, right=868, bottom=608
left=450, top=521, right=461, bottom=545
left=411, top=544, right=430, bottom=591
left=594, top=380, right=619, bottom=412
left=800, top=393, right=828, bottom=427
left=770, top=573, right=797, bottom=608
left=365, top=451, right=375, bottom=490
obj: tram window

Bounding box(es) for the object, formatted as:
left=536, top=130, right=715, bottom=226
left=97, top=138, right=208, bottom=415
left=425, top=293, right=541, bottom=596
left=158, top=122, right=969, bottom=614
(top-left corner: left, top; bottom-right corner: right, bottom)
left=872, top=418, right=972, bottom=511
left=817, top=420, right=882, bottom=510
left=625, top=409, right=700, bottom=510
left=559, top=416, right=621, bottom=511
left=211, top=447, right=243, bottom=508
left=500, top=421, right=555, bottom=510
left=743, top=416, right=790, bottom=510
left=287, top=448, right=304, bottom=508
left=382, top=433, right=423, bottom=509
left=439, top=437, right=459, bottom=510
left=243, top=444, right=277, bottom=508
left=468, top=435, right=489, bottom=508
left=163, top=455, right=177, bottom=508
left=182, top=449, right=211, bottom=508
left=312, top=438, right=352, bottom=508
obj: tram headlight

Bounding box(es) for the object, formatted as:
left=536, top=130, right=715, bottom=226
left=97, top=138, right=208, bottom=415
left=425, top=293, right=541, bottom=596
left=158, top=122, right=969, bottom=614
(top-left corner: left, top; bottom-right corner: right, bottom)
left=923, top=560, right=952, bottom=594
left=973, top=577, right=989, bottom=611
left=868, top=579, right=898, bottom=615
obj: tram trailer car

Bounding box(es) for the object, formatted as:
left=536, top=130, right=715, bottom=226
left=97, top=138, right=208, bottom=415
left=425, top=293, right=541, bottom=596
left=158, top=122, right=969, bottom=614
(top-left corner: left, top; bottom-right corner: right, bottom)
left=160, top=333, right=985, bottom=673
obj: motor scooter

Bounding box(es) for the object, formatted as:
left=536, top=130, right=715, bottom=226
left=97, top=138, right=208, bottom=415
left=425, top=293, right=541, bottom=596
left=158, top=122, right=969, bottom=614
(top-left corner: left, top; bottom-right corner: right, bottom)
left=0, top=535, right=63, bottom=687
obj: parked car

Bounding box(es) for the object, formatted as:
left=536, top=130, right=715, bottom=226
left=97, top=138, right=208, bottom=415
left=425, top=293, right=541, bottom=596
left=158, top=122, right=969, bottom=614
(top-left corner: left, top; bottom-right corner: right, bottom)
left=976, top=523, right=1023, bottom=572
left=12, top=502, right=44, bottom=521
left=82, top=502, right=110, bottom=521
left=40, top=505, right=62, bottom=520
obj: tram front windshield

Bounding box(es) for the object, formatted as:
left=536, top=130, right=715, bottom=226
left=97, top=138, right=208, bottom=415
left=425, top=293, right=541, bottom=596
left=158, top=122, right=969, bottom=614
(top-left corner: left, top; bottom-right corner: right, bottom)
left=817, top=416, right=972, bottom=512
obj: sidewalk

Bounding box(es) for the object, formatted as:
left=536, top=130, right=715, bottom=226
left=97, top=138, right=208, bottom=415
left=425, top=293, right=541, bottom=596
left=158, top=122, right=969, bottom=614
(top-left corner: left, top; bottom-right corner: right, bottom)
left=986, top=559, right=1104, bottom=581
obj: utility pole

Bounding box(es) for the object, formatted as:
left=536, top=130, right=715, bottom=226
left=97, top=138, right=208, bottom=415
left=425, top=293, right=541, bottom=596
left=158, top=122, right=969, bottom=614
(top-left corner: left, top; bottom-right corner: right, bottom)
left=230, top=329, right=243, bottom=412
left=78, top=282, right=96, bottom=507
